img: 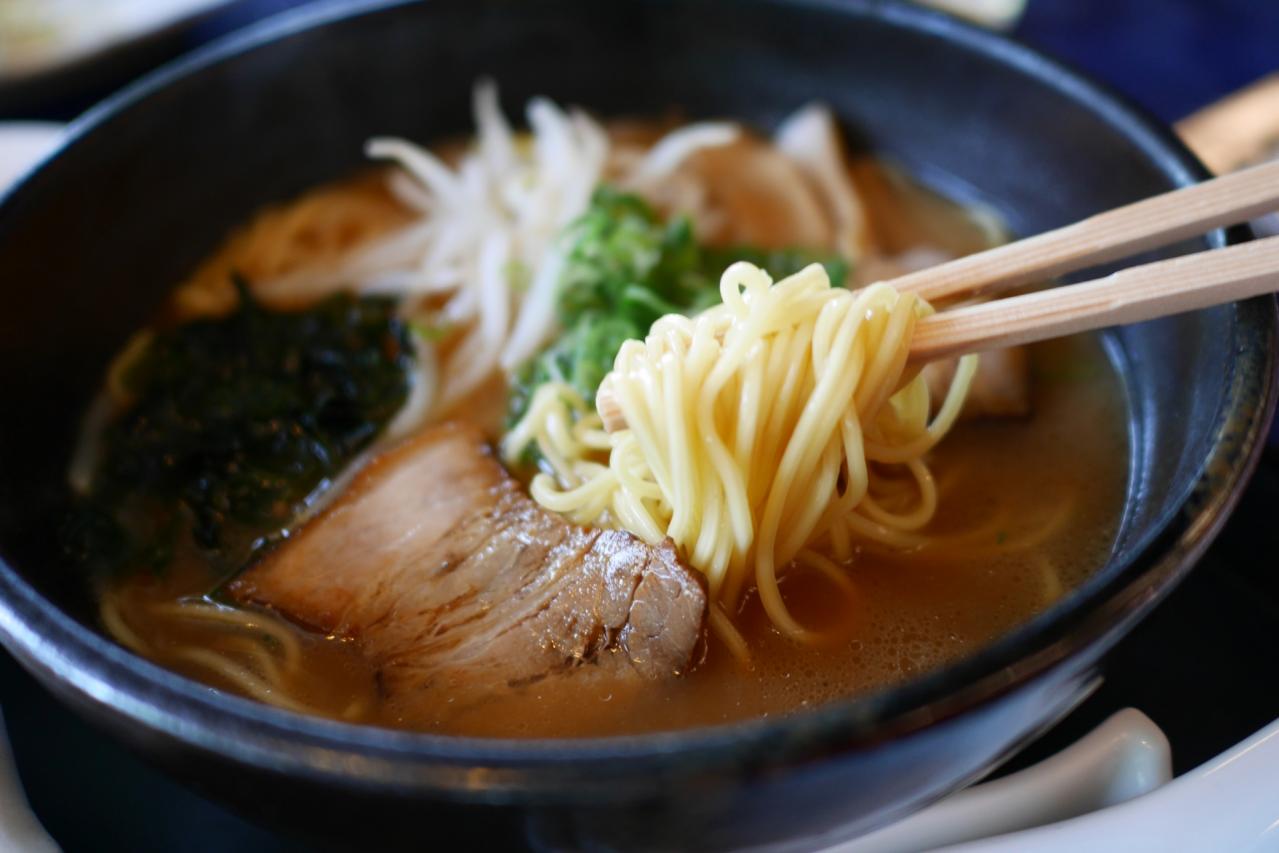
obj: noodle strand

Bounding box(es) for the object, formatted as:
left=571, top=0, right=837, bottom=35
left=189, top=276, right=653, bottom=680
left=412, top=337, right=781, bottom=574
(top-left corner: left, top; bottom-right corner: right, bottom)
left=506, top=262, right=977, bottom=645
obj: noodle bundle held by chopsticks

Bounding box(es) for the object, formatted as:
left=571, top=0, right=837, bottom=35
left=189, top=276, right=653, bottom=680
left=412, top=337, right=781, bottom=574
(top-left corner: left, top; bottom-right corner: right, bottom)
left=506, top=262, right=977, bottom=646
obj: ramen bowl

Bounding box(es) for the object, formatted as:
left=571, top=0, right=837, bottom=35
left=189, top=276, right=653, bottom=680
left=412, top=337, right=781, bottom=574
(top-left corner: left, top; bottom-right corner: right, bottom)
left=0, top=1, right=1272, bottom=849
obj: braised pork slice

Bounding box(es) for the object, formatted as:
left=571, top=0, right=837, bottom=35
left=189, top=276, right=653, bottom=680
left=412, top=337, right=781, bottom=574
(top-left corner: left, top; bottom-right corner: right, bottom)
left=229, top=422, right=707, bottom=710
left=923, top=347, right=1032, bottom=420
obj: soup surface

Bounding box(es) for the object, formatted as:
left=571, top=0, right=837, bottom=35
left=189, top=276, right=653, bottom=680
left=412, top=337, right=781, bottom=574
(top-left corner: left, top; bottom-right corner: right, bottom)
left=83, top=110, right=1128, bottom=737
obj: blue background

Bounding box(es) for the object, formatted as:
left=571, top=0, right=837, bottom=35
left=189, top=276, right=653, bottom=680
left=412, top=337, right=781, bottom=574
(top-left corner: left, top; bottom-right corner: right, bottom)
left=186, top=0, right=1279, bottom=124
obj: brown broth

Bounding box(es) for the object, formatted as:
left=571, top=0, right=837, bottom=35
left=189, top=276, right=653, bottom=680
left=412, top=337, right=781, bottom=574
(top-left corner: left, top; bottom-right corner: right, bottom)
left=96, top=152, right=1129, bottom=737
left=375, top=334, right=1126, bottom=736
left=100, top=561, right=381, bottom=718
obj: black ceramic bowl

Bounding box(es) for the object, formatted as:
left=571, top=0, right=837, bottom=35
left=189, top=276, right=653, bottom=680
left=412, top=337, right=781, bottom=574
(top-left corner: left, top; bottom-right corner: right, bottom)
left=0, top=1, right=1273, bottom=850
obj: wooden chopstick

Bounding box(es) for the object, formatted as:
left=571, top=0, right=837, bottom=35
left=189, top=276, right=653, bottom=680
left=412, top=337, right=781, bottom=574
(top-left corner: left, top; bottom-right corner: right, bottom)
left=908, top=233, right=1279, bottom=363
left=594, top=164, right=1279, bottom=433
left=1177, top=73, right=1279, bottom=174
left=891, top=159, right=1279, bottom=302
left=594, top=233, right=1279, bottom=432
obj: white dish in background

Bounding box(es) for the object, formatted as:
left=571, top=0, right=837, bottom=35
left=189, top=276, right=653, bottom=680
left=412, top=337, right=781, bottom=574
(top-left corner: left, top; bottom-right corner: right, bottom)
left=0, top=122, right=62, bottom=191
left=0, top=0, right=236, bottom=82
left=915, top=0, right=1026, bottom=29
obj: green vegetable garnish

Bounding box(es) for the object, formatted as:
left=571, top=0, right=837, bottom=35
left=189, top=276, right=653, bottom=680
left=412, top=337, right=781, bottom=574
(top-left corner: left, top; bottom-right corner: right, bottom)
left=62, top=279, right=414, bottom=577
left=408, top=317, right=452, bottom=342
left=507, top=187, right=849, bottom=432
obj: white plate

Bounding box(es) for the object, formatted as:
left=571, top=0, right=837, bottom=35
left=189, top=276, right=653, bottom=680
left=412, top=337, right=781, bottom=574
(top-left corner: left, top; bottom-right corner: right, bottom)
left=0, top=0, right=235, bottom=82
left=0, top=122, right=62, bottom=192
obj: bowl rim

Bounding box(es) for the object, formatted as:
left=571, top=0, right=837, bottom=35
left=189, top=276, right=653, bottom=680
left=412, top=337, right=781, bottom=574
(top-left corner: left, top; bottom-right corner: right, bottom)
left=0, top=0, right=1274, bottom=800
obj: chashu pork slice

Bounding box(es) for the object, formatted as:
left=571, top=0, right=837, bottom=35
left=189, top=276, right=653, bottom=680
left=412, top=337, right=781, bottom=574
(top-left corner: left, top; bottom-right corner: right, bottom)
left=229, top=422, right=707, bottom=711
left=923, top=346, right=1032, bottom=420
